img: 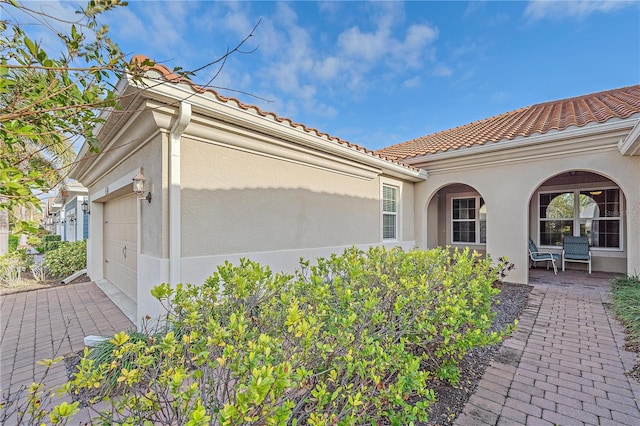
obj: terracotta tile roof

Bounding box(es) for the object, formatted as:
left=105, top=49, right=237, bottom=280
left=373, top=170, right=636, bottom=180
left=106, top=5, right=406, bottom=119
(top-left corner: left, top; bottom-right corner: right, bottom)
left=376, top=85, right=640, bottom=161
left=130, top=55, right=417, bottom=170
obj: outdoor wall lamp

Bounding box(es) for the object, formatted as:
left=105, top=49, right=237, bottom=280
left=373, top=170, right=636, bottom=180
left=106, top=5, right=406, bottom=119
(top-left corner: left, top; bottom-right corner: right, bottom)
left=132, top=173, right=152, bottom=203
left=81, top=200, right=90, bottom=214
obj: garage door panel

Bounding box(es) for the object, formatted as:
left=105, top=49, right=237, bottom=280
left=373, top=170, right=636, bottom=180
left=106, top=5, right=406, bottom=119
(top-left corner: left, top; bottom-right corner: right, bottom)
left=104, top=194, right=137, bottom=302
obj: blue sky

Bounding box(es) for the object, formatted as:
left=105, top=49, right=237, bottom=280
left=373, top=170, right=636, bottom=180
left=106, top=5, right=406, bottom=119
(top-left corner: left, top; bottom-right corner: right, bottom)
left=28, top=1, right=640, bottom=150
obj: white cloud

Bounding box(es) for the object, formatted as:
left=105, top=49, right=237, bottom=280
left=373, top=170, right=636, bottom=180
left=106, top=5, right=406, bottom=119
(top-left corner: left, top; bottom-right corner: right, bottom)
left=274, top=2, right=299, bottom=28
left=105, top=2, right=199, bottom=61
left=337, top=26, right=391, bottom=63
left=368, top=1, right=406, bottom=30
left=452, top=42, right=479, bottom=59
left=100, top=1, right=444, bottom=134
left=258, top=18, right=287, bottom=55
left=403, top=76, right=421, bottom=88
left=464, top=1, right=486, bottom=17
left=524, top=0, right=632, bottom=20
left=317, top=1, right=341, bottom=16
left=298, top=84, right=317, bottom=102
left=397, top=24, right=439, bottom=68
left=317, top=57, right=342, bottom=81
left=241, top=1, right=443, bottom=123
left=337, top=21, right=438, bottom=68
left=313, top=102, right=339, bottom=118
left=220, top=2, right=255, bottom=37
left=404, top=24, right=439, bottom=49
left=433, top=63, right=452, bottom=77
left=490, top=91, right=509, bottom=103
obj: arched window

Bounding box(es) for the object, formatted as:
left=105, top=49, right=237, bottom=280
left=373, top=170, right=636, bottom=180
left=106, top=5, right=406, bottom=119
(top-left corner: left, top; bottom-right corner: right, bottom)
left=539, top=189, right=620, bottom=248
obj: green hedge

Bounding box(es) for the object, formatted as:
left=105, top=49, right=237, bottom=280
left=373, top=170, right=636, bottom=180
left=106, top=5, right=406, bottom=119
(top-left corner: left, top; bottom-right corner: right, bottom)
left=43, top=240, right=86, bottom=278
left=56, top=246, right=514, bottom=425
left=8, top=235, right=19, bottom=252
left=38, top=234, right=62, bottom=253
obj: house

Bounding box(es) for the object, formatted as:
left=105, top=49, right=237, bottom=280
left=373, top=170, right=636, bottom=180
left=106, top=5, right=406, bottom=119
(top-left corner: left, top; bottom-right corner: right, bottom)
left=43, top=181, right=89, bottom=242
left=376, top=85, right=640, bottom=283
left=70, top=55, right=640, bottom=325
left=70, top=56, right=425, bottom=323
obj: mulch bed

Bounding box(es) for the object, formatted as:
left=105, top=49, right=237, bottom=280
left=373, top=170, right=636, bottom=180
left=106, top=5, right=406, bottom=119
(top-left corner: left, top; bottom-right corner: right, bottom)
left=0, top=272, right=91, bottom=296
left=418, top=282, right=533, bottom=425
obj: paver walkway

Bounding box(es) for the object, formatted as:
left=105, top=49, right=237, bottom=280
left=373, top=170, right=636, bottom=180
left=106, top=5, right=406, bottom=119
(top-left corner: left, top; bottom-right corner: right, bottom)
left=456, top=270, right=640, bottom=425
left=1, top=282, right=133, bottom=424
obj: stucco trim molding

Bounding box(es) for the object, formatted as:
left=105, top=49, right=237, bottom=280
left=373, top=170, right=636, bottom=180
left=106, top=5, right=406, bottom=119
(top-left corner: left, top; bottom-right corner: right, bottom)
left=415, top=137, right=620, bottom=175
left=619, top=121, right=640, bottom=156
left=131, top=72, right=427, bottom=183
left=402, top=118, right=639, bottom=166
left=180, top=120, right=382, bottom=181
left=91, top=168, right=140, bottom=203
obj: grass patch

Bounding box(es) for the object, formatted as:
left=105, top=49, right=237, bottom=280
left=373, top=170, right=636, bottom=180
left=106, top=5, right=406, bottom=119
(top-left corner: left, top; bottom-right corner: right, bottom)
left=610, top=275, right=640, bottom=347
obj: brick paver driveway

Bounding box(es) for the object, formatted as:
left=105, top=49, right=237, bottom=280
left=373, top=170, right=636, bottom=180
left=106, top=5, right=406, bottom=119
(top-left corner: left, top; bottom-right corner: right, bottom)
left=457, top=270, right=640, bottom=426
left=1, top=281, right=133, bottom=423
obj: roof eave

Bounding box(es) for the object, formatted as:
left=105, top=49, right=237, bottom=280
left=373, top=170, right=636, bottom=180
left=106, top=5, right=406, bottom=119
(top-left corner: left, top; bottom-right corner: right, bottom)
left=400, top=117, right=640, bottom=165
left=134, top=72, right=426, bottom=182
left=70, top=80, right=144, bottom=183
left=619, top=120, right=640, bottom=156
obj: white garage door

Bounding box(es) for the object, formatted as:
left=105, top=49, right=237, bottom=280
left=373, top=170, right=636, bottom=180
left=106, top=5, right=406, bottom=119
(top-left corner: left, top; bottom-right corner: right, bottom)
left=104, top=193, right=137, bottom=302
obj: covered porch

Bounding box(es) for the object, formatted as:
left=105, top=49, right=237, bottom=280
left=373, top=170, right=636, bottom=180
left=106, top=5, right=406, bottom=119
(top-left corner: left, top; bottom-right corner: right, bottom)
left=527, top=267, right=621, bottom=288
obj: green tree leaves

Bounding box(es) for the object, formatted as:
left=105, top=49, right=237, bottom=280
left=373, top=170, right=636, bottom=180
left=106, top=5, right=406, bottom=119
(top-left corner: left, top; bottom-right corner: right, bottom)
left=1, top=0, right=129, bottom=211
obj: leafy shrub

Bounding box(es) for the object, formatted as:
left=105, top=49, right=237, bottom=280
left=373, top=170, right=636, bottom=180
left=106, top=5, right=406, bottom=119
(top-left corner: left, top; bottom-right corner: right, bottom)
left=0, top=252, right=28, bottom=286
left=38, top=234, right=62, bottom=253
left=44, top=240, right=86, bottom=278
left=58, top=246, right=513, bottom=425
left=8, top=234, right=19, bottom=252
left=42, top=234, right=62, bottom=243
left=27, top=234, right=41, bottom=249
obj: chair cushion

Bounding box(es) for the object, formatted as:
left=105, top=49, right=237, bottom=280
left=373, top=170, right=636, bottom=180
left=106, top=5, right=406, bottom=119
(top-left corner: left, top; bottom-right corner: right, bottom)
left=564, top=253, right=590, bottom=261
left=532, top=253, right=559, bottom=261
left=563, top=236, right=590, bottom=258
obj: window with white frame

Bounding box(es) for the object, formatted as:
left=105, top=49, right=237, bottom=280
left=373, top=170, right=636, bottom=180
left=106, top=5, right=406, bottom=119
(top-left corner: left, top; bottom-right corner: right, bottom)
left=452, top=196, right=486, bottom=244
left=382, top=184, right=398, bottom=240
left=539, top=188, right=621, bottom=248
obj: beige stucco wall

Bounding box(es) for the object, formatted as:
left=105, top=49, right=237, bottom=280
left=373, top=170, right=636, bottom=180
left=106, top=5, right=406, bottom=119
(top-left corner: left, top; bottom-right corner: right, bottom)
left=145, top=110, right=416, bottom=320
left=180, top=136, right=415, bottom=259
left=181, top=138, right=376, bottom=255
left=86, top=121, right=163, bottom=260
left=80, top=110, right=165, bottom=324
left=414, top=132, right=640, bottom=284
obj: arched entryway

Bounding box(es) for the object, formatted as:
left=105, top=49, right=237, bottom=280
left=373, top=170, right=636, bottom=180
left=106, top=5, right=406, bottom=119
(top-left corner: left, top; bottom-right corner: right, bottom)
left=528, top=170, right=627, bottom=276
left=425, top=183, right=488, bottom=256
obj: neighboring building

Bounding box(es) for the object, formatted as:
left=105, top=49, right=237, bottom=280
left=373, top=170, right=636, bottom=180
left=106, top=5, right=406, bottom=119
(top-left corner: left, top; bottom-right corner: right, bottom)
left=44, top=181, right=89, bottom=242
left=70, top=55, right=640, bottom=325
